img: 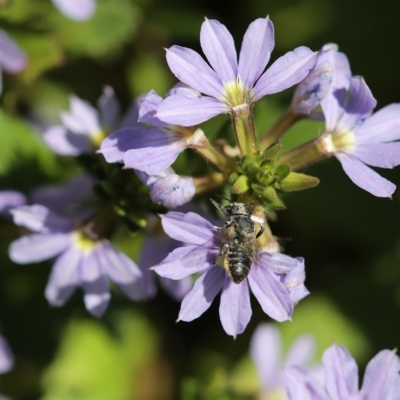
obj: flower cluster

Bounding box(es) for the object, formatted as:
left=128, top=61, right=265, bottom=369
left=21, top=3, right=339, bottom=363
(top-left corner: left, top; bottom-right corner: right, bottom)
left=1, top=13, right=400, bottom=394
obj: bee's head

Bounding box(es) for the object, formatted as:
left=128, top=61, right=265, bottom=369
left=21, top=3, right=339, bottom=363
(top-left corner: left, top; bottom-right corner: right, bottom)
left=210, top=198, right=253, bottom=218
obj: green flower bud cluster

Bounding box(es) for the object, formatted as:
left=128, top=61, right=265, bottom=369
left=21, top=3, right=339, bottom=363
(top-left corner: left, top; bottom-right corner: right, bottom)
left=229, top=142, right=320, bottom=212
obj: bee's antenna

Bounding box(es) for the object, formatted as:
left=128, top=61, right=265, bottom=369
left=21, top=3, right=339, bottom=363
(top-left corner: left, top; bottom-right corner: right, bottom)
left=215, top=194, right=234, bottom=204
left=209, top=198, right=223, bottom=211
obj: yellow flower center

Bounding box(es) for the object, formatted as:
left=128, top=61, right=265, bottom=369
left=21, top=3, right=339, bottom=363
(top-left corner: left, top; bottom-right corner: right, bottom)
left=91, top=129, right=107, bottom=147
left=316, top=130, right=356, bottom=155
left=222, top=79, right=252, bottom=109
left=72, top=231, right=97, bottom=254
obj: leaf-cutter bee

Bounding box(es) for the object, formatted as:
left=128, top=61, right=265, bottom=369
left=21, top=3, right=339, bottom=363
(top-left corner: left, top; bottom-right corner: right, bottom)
left=210, top=198, right=264, bottom=284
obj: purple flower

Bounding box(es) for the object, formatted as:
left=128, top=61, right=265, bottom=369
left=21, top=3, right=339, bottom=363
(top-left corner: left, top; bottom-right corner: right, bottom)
left=136, top=167, right=195, bottom=208
left=284, top=343, right=400, bottom=400
left=51, top=0, right=96, bottom=21
left=152, top=211, right=308, bottom=337
left=0, top=29, right=27, bottom=95
left=310, top=45, right=400, bottom=197
left=0, top=336, right=14, bottom=374
left=99, top=90, right=208, bottom=175
left=291, top=44, right=335, bottom=115
left=43, top=86, right=138, bottom=156
left=155, top=17, right=317, bottom=126
left=250, top=323, right=318, bottom=397
left=317, top=74, right=400, bottom=198
left=8, top=204, right=147, bottom=317
left=139, top=233, right=192, bottom=301
left=0, top=191, right=26, bottom=216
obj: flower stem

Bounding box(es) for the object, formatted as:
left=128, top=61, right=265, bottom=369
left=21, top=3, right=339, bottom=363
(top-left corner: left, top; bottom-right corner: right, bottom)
left=259, top=109, right=304, bottom=151
left=278, top=138, right=327, bottom=171
left=193, top=173, right=225, bottom=194
left=231, top=105, right=258, bottom=156
left=194, top=144, right=237, bottom=174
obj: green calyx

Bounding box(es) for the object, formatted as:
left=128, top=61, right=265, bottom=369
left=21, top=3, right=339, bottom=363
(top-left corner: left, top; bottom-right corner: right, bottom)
left=229, top=142, right=319, bottom=212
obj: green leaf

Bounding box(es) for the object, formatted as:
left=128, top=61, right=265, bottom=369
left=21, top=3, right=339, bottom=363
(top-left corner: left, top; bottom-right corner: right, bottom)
left=12, top=32, right=64, bottom=83
left=0, top=109, right=60, bottom=177
left=41, top=311, right=159, bottom=400
left=49, top=0, right=142, bottom=59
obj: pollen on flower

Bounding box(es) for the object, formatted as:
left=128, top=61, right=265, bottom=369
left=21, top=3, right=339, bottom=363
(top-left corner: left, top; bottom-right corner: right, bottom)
left=316, top=131, right=356, bottom=155
left=222, top=80, right=248, bottom=108
left=72, top=230, right=97, bottom=254
left=91, top=130, right=107, bottom=147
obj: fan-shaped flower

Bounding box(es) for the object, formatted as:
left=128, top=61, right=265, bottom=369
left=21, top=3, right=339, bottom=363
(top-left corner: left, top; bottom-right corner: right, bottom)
left=152, top=211, right=308, bottom=337
left=156, top=17, right=317, bottom=126
left=284, top=344, right=400, bottom=400
left=9, top=204, right=147, bottom=317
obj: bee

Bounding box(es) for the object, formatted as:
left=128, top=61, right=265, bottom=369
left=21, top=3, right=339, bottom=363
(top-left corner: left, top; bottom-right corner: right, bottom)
left=210, top=198, right=264, bottom=284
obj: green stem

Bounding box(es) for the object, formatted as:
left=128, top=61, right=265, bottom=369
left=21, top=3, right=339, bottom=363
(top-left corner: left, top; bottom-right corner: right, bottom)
left=278, top=138, right=327, bottom=171
left=260, top=109, right=304, bottom=151
left=193, top=173, right=225, bottom=194
left=194, top=144, right=237, bottom=174
left=231, top=105, right=258, bottom=156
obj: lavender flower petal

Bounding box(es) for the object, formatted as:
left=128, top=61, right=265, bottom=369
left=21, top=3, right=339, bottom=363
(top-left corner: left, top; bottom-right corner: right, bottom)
left=352, top=142, right=400, bottom=169
left=284, top=334, right=317, bottom=369
left=98, top=86, right=120, bottom=130
left=0, top=29, right=27, bottom=73
left=280, top=257, right=309, bottom=304
left=99, top=127, right=176, bottom=165
left=355, top=103, right=400, bottom=143
left=81, top=247, right=110, bottom=317
left=178, top=267, right=225, bottom=322
left=153, top=246, right=211, bottom=280
left=337, top=77, right=376, bottom=132
left=0, top=191, right=26, bottom=215
left=119, top=101, right=140, bottom=128
left=45, top=247, right=82, bottom=306
left=51, top=0, right=96, bottom=21
left=360, top=349, right=400, bottom=399
left=100, top=243, right=145, bottom=301
left=247, top=260, right=293, bottom=321
left=43, top=125, right=92, bottom=155
left=138, top=90, right=165, bottom=127
left=320, top=46, right=352, bottom=132
left=149, top=172, right=195, bottom=208
left=11, top=205, right=73, bottom=233
left=60, top=96, right=100, bottom=134
left=322, top=344, right=359, bottom=399
left=238, top=17, right=274, bottom=88
left=160, top=211, right=216, bottom=245
left=0, top=336, right=14, bottom=374
left=156, top=95, right=226, bottom=126
left=166, top=46, right=223, bottom=98
left=253, top=47, right=317, bottom=100
left=219, top=277, right=252, bottom=337
left=31, top=174, right=94, bottom=216
left=166, top=82, right=201, bottom=98
left=9, top=233, right=72, bottom=264
left=250, top=323, right=282, bottom=389
left=200, top=19, right=237, bottom=83
left=123, top=140, right=184, bottom=175
left=284, top=366, right=331, bottom=400
left=336, top=153, right=396, bottom=198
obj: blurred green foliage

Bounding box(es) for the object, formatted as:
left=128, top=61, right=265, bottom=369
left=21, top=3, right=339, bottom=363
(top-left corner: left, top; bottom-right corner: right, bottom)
left=0, top=0, right=400, bottom=399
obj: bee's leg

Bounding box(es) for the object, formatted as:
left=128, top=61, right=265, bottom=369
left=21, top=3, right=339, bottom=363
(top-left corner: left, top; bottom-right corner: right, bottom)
left=256, top=225, right=265, bottom=239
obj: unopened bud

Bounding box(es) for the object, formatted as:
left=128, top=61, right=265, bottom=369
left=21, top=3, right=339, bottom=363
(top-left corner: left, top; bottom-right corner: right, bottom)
left=279, top=172, right=320, bottom=192
left=232, top=175, right=250, bottom=194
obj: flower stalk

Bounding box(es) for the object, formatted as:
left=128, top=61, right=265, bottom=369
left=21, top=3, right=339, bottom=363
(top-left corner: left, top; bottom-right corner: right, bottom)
left=260, top=109, right=304, bottom=151
left=231, top=104, right=258, bottom=156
